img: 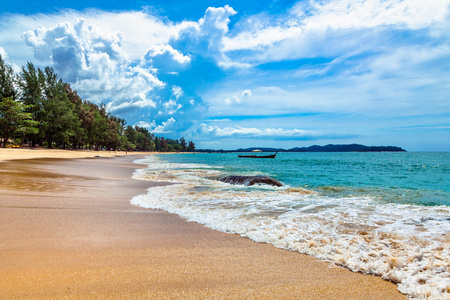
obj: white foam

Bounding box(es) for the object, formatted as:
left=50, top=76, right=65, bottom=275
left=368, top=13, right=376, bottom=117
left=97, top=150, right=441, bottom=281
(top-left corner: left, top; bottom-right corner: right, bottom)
left=132, top=155, right=450, bottom=299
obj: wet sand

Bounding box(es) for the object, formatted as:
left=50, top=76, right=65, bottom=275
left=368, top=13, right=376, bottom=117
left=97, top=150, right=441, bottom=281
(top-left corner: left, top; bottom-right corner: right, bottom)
left=0, top=153, right=406, bottom=299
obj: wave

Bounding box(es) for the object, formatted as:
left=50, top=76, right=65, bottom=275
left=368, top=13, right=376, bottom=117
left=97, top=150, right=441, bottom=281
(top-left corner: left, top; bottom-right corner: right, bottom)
left=131, top=155, right=450, bottom=299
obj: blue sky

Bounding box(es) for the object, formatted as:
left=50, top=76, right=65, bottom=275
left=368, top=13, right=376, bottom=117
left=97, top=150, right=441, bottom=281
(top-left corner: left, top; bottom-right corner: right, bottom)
left=1, top=0, right=449, bottom=151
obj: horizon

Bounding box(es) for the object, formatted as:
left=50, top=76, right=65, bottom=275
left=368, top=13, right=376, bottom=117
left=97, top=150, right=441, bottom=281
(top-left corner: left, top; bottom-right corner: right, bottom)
left=196, top=143, right=408, bottom=151
left=1, top=0, right=449, bottom=151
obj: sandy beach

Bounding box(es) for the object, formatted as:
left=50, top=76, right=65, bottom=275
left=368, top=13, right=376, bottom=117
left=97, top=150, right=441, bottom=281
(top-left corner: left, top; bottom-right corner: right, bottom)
left=0, top=148, right=152, bottom=161
left=0, top=149, right=405, bottom=299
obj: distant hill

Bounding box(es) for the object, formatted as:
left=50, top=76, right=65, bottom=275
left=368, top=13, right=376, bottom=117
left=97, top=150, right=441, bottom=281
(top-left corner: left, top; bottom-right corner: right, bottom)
left=288, top=144, right=406, bottom=152
left=197, top=144, right=406, bottom=153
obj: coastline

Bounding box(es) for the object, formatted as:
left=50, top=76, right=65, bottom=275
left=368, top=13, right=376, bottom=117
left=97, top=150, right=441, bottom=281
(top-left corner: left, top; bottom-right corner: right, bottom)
left=0, top=150, right=405, bottom=298
left=0, top=148, right=157, bottom=162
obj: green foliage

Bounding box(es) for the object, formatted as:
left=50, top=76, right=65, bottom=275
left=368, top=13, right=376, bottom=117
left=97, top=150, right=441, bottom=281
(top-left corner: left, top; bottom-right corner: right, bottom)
left=187, top=141, right=196, bottom=152
left=0, top=58, right=196, bottom=152
left=0, top=98, right=38, bottom=147
left=0, top=55, right=17, bottom=100
left=40, top=68, right=78, bottom=148
left=18, top=62, right=46, bottom=146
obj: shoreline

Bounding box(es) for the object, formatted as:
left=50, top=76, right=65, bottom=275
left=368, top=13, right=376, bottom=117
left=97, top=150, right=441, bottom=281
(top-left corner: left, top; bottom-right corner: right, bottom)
left=0, top=147, right=159, bottom=162
left=0, top=150, right=405, bottom=298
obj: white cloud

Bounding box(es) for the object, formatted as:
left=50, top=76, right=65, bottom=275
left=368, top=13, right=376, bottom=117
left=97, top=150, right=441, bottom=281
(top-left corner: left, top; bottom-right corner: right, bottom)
left=290, top=0, right=450, bottom=30
left=135, top=120, right=155, bottom=128
left=21, top=17, right=169, bottom=114
left=204, top=58, right=450, bottom=119
left=135, top=117, right=176, bottom=134
left=23, top=18, right=128, bottom=82
left=173, top=5, right=239, bottom=67
left=0, top=9, right=176, bottom=66
left=152, top=117, right=176, bottom=133
left=171, top=85, right=183, bottom=99
left=224, top=89, right=252, bottom=105
left=242, top=89, right=251, bottom=97
left=107, top=93, right=157, bottom=113
left=206, top=118, right=231, bottom=122
left=163, top=99, right=182, bottom=115
left=223, top=0, right=450, bottom=63
left=198, top=124, right=319, bottom=138
left=150, top=45, right=190, bottom=64
left=142, top=44, right=190, bottom=73
left=1, top=9, right=220, bottom=139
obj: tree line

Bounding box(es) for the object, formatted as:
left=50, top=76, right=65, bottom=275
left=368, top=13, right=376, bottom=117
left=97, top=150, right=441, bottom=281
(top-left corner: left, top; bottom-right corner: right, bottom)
left=0, top=55, right=195, bottom=152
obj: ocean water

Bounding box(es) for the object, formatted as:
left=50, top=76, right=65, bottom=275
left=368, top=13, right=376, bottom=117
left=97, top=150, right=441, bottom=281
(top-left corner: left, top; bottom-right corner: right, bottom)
left=131, top=152, right=450, bottom=299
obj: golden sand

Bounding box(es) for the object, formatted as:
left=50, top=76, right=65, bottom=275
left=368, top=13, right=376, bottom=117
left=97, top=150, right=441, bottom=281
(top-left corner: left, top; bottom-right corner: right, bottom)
left=0, top=154, right=406, bottom=299
left=0, top=148, right=156, bottom=162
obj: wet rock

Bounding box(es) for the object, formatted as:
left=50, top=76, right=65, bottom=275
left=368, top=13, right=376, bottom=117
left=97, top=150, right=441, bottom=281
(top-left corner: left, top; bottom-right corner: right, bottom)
left=219, top=175, right=283, bottom=187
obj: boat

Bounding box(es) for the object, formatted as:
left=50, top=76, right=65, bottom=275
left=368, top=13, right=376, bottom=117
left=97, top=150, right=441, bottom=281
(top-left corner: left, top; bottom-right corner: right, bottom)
left=238, top=151, right=278, bottom=158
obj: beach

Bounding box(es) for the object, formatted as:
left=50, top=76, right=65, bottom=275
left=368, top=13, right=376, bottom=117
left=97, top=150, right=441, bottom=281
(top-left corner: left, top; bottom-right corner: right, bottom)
left=0, top=149, right=405, bottom=299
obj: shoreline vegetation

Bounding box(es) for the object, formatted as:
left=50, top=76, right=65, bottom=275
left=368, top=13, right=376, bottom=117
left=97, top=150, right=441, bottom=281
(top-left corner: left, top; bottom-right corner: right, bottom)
left=0, top=55, right=195, bottom=152
left=0, top=150, right=406, bottom=298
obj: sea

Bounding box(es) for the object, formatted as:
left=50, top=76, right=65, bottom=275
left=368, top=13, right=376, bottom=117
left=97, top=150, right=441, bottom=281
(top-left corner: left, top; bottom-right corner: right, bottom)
left=131, top=152, right=449, bottom=299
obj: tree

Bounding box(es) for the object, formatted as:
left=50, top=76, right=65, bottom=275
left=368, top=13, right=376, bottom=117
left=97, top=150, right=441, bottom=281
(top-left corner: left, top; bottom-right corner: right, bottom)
left=40, top=67, right=77, bottom=148
left=18, top=62, right=46, bottom=146
left=179, top=137, right=187, bottom=151
left=90, top=108, right=108, bottom=150
left=65, top=83, right=86, bottom=149
left=0, top=55, right=17, bottom=100
left=104, top=116, right=126, bottom=150
left=0, top=98, right=38, bottom=147
left=8, top=59, right=196, bottom=151
left=125, top=126, right=137, bottom=146
left=187, top=141, right=196, bottom=152
left=160, top=137, right=169, bottom=152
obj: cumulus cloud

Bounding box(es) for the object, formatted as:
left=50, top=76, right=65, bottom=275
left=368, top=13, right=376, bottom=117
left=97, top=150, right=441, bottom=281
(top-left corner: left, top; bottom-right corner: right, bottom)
left=172, top=5, right=243, bottom=68
left=23, top=18, right=127, bottom=82
left=22, top=18, right=166, bottom=110
left=12, top=12, right=213, bottom=142
left=106, top=93, right=157, bottom=113
left=152, top=117, right=176, bottom=133
left=135, top=117, right=176, bottom=134
left=0, top=9, right=175, bottom=66
left=141, top=44, right=190, bottom=73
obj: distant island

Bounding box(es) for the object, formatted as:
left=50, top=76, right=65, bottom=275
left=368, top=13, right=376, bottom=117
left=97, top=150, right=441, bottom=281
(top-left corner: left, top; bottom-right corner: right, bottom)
left=197, top=144, right=407, bottom=153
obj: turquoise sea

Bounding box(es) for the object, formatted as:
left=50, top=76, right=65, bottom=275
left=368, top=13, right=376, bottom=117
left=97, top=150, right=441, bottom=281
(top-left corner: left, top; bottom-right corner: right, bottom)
left=132, top=152, right=450, bottom=299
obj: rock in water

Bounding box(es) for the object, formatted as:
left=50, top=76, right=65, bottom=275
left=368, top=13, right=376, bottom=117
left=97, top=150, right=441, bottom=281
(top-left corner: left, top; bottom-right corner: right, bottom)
left=219, top=175, right=283, bottom=187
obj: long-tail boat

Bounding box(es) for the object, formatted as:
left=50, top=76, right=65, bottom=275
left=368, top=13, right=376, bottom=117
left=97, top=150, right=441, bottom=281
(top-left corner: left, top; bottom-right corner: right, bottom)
left=238, top=151, right=278, bottom=158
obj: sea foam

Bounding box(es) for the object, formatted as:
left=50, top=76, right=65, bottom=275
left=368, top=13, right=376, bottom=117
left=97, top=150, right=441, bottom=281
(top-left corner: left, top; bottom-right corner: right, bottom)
left=132, top=155, right=450, bottom=299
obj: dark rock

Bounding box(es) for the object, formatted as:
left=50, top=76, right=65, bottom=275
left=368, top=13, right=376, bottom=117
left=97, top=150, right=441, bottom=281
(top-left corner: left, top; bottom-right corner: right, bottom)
left=219, top=175, right=283, bottom=187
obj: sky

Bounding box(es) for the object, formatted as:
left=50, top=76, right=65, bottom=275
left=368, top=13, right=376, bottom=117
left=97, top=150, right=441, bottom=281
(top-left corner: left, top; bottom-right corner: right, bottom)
left=1, top=0, right=449, bottom=151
